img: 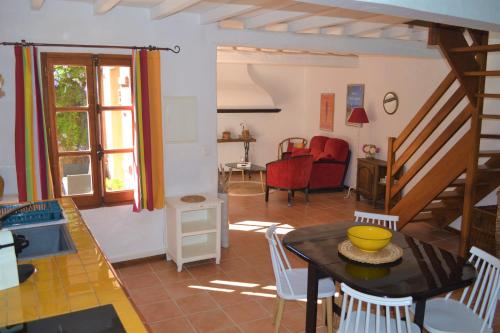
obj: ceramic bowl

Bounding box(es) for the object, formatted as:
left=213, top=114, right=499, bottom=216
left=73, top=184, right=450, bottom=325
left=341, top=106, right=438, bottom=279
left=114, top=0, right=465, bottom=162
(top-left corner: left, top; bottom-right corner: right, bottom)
left=347, top=225, right=392, bottom=252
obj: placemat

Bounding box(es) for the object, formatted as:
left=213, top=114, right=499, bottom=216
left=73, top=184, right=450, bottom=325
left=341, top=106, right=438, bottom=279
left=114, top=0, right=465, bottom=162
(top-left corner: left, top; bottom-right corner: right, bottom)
left=338, top=239, right=403, bottom=265
left=180, top=195, right=206, bottom=203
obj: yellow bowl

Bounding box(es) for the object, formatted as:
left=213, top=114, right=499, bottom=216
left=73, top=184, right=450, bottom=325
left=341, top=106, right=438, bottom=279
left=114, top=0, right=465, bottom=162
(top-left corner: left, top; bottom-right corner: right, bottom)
left=347, top=225, right=392, bottom=252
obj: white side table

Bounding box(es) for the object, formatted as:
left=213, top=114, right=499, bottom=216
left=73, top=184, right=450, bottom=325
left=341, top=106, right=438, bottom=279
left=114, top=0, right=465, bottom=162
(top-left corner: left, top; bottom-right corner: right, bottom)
left=165, top=194, right=222, bottom=272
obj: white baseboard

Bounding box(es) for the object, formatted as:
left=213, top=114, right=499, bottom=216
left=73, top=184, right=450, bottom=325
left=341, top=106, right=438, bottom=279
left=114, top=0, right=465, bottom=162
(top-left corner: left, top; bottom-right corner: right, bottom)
left=108, top=248, right=166, bottom=264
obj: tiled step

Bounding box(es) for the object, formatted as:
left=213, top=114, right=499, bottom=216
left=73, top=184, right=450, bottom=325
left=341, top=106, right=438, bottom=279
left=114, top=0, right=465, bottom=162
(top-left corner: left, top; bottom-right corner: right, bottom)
left=424, top=201, right=460, bottom=211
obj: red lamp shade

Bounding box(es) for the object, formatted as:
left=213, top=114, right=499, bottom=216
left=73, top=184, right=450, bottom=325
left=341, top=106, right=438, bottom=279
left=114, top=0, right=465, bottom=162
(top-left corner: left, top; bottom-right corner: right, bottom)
left=348, top=107, right=369, bottom=124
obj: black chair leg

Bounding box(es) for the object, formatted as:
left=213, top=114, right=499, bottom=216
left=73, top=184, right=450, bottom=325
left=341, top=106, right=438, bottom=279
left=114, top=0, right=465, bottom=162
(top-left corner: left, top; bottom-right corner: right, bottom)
left=265, top=185, right=269, bottom=202
left=305, top=188, right=309, bottom=204
left=291, top=190, right=295, bottom=197
left=287, top=190, right=292, bottom=207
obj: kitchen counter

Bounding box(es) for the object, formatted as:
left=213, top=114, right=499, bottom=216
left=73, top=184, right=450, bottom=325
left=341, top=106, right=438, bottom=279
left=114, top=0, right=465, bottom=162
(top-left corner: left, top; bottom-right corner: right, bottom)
left=0, top=198, right=147, bottom=332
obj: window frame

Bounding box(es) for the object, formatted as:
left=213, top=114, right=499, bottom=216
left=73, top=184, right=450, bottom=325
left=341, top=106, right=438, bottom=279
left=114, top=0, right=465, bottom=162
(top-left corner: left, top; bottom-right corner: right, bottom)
left=42, top=52, right=134, bottom=208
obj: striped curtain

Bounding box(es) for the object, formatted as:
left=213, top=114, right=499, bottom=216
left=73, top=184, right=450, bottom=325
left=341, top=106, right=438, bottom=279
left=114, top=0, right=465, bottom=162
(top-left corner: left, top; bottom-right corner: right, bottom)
left=14, top=46, right=54, bottom=202
left=132, top=49, right=165, bottom=211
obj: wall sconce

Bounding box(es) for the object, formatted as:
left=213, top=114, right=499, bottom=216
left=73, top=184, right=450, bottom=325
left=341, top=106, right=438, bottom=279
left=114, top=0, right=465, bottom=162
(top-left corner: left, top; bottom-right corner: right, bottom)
left=0, top=74, right=5, bottom=98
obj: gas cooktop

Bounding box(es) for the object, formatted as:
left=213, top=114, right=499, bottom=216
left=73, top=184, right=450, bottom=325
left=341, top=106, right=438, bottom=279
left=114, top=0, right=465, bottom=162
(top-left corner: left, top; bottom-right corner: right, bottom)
left=0, top=304, right=126, bottom=332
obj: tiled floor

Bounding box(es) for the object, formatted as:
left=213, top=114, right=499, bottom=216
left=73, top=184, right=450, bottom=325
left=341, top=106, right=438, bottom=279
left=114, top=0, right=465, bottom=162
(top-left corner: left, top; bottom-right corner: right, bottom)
left=114, top=190, right=464, bottom=333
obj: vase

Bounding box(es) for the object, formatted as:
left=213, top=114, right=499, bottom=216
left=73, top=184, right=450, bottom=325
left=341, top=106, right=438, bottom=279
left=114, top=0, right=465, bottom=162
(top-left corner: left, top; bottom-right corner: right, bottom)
left=365, top=153, right=375, bottom=159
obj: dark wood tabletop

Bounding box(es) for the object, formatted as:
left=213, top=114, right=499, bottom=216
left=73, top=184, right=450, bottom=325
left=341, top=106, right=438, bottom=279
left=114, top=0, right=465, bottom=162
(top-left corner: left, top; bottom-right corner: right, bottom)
left=282, top=222, right=477, bottom=332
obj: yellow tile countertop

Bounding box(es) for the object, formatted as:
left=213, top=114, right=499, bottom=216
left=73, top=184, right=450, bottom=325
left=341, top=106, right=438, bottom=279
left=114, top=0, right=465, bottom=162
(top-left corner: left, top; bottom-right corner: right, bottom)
left=0, top=198, right=147, bottom=332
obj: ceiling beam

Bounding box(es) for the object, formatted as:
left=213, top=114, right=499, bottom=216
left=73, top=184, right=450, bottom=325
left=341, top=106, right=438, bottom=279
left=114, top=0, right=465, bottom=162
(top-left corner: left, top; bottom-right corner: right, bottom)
left=245, top=10, right=309, bottom=29
left=151, top=0, right=203, bottom=20
left=217, top=50, right=359, bottom=67
left=94, top=0, right=121, bottom=15
left=288, top=16, right=353, bottom=32
left=295, top=0, right=500, bottom=32
left=200, top=4, right=258, bottom=24
left=211, top=26, right=441, bottom=58
left=31, top=0, right=44, bottom=10
left=340, top=16, right=407, bottom=36
left=380, top=25, right=412, bottom=38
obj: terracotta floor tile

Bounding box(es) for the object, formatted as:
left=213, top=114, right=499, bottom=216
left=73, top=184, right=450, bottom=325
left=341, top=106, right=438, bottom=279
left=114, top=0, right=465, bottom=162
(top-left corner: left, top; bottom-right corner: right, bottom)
left=239, top=317, right=290, bottom=333
left=155, top=267, right=195, bottom=285
left=188, top=309, right=235, bottom=333
left=120, top=271, right=161, bottom=290
left=148, top=317, right=196, bottom=333
left=128, top=284, right=170, bottom=305
left=176, top=293, right=219, bottom=314
left=137, top=299, right=182, bottom=323
left=163, top=280, right=208, bottom=299
left=114, top=192, right=461, bottom=332
left=223, top=300, right=270, bottom=324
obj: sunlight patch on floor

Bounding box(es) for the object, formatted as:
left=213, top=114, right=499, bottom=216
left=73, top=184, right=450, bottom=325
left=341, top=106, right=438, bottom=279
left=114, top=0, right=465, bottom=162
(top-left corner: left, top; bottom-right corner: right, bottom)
left=229, top=220, right=295, bottom=235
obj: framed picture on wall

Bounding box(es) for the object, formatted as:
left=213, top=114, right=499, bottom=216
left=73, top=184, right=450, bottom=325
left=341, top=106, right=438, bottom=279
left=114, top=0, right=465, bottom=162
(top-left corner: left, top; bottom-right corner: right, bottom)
left=346, top=84, right=364, bottom=127
left=320, top=93, right=335, bottom=131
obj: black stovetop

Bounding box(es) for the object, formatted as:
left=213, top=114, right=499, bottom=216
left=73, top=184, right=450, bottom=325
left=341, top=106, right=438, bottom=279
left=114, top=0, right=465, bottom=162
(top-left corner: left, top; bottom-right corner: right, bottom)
left=0, top=304, right=126, bottom=333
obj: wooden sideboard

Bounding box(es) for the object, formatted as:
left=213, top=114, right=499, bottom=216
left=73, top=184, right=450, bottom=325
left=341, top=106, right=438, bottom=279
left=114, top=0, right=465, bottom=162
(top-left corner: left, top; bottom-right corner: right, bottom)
left=356, top=158, right=388, bottom=208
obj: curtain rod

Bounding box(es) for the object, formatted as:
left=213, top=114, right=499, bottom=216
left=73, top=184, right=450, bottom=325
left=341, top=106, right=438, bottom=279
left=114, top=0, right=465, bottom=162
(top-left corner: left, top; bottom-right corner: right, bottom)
left=0, top=40, right=180, bottom=53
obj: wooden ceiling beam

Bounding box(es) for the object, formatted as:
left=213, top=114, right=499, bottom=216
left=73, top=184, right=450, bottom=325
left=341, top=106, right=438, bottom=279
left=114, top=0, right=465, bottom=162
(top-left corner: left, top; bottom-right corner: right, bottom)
left=245, top=10, right=309, bottom=29
left=288, top=16, right=353, bottom=32
left=295, top=0, right=500, bottom=32
left=200, top=4, right=258, bottom=24
left=94, top=0, right=121, bottom=15
left=151, top=0, right=203, bottom=20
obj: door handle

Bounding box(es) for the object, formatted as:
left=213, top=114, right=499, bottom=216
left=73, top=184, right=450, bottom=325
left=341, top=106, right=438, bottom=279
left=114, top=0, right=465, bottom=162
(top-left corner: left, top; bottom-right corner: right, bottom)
left=97, top=144, right=104, bottom=161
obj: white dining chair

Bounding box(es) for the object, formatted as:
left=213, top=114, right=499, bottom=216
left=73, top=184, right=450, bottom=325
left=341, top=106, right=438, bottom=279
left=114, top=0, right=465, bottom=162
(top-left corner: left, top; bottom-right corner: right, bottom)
left=421, top=246, right=500, bottom=333
left=265, top=225, right=336, bottom=333
left=338, top=283, right=421, bottom=333
left=354, top=211, right=399, bottom=231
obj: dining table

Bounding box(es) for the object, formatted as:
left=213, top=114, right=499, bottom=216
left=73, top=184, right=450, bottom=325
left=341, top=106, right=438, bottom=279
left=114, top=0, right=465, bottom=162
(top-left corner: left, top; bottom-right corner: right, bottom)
left=282, top=221, right=477, bottom=333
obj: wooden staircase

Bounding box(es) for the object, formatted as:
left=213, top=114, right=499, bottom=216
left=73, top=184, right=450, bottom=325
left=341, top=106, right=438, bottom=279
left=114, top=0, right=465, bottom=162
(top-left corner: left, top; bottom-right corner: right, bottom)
left=385, top=25, right=500, bottom=256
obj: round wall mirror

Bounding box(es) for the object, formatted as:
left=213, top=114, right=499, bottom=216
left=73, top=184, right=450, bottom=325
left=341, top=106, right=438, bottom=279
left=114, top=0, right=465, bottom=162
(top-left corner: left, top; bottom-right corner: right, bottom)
left=383, top=92, right=398, bottom=115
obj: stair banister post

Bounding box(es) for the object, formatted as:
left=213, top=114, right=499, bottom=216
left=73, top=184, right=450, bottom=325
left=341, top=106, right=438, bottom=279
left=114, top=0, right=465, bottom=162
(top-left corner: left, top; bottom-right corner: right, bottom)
left=385, top=137, right=396, bottom=215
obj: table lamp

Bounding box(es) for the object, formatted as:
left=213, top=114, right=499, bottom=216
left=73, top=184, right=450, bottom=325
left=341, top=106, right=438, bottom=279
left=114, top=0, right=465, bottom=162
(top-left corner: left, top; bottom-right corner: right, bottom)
left=345, top=107, right=369, bottom=198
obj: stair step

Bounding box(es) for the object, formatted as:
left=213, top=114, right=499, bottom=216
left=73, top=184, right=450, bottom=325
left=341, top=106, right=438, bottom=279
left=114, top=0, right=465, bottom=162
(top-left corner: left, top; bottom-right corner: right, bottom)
left=480, top=134, right=500, bottom=139
left=413, top=212, right=434, bottom=222
left=437, top=191, right=462, bottom=199
left=450, top=179, right=466, bottom=186
left=476, top=93, right=500, bottom=99
left=463, top=71, right=500, bottom=77
left=479, top=150, right=500, bottom=157
left=480, top=114, right=500, bottom=120
left=477, top=165, right=500, bottom=173
left=450, top=44, right=500, bottom=53
left=425, top=201, right=459, bottom=211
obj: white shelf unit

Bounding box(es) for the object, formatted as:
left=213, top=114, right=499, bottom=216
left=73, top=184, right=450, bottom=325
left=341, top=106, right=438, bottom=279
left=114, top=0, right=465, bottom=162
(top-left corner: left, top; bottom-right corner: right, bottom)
left=165, top=194, right=222, bottom=272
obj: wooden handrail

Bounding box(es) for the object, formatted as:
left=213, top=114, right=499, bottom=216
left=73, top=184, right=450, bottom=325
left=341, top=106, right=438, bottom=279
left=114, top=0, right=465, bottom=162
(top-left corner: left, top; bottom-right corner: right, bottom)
left=392, top=87, right=466, bottom=176
left=385, top=137, right=395, bottom=212
left=393, top=71, right=456, bottom=151
left=389, top=105, right=473, bottom=198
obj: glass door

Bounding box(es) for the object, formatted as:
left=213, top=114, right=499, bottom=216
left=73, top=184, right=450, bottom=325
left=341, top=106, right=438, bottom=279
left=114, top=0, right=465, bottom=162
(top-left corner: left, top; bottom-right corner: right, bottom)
left=97, top=55, right=134, bottom=204
left=45, top=54, right=101, bottom=207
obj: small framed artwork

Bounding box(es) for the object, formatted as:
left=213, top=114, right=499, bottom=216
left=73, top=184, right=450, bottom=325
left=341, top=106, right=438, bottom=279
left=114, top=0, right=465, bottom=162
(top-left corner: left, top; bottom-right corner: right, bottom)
left=320, top=93, right=335, bottom=131
left=346, top=84, right=364, bottom=127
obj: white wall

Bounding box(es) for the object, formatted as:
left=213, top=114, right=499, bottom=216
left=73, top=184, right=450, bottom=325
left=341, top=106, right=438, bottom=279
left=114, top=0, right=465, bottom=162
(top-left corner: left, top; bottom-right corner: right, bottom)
left=0, top=0, right=218, bottom=262
left=217, top=56, right=451, bottom=186
left=217, top=64, right=307, bottom=166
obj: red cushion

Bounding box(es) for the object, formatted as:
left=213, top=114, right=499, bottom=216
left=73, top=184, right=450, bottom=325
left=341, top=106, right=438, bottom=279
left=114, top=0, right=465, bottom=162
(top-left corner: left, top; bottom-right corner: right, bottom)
left=291, top=148, right=311, bottom=157
left=324, top=138, right=349, bottom=162
left=316, top=152, right=333, bottom=161
left=309, top=136, right=328, bottom=159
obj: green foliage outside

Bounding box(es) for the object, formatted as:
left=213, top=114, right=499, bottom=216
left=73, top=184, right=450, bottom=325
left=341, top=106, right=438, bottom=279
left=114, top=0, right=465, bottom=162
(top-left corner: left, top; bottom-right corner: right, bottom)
left=54, top=65, right=89, bottom=151
left=106, top=177, right=125, bottom=191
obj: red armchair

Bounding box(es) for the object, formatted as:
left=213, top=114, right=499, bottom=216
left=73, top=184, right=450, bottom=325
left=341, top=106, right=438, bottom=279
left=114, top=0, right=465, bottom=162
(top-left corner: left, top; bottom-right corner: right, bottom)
left=308, top=136, right=350, bottom=190
left=266, top=155, right=314, bottom=206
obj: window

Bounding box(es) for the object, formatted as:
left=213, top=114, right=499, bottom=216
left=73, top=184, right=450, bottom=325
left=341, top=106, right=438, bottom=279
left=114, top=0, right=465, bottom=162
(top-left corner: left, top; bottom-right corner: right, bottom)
left=42, top=53, right=133, bottom=208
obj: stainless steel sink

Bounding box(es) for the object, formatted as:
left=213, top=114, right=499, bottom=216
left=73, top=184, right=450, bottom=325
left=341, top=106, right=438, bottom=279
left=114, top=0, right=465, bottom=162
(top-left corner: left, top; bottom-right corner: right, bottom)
left=14, top=224, right=76, bottom=260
